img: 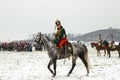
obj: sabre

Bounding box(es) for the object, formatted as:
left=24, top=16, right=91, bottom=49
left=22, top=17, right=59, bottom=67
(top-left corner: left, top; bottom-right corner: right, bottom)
left=53, top=25, right=57, bottom=36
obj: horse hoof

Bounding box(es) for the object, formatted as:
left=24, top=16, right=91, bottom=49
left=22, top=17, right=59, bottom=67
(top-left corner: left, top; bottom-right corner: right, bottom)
left=52, top=75, right=55, bottom=77
left=67, top=74, right=70, bottom=77
left=52, top=74, right=56, bottom=77
left=86, top=73, right=89, bottom=76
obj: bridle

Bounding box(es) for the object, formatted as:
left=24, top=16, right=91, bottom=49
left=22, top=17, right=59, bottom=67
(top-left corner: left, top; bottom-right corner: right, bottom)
left=38, top=34, right=55, bottom=51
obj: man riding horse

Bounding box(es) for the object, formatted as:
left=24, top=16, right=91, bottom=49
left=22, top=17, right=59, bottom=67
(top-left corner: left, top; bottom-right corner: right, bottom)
left=110, top=34, right=115, bottom=48
left=98, top=34, right=103, bottom=48
left=34, top=20, right=89, bottom=76
left=53, top=19, right=68, bottom=54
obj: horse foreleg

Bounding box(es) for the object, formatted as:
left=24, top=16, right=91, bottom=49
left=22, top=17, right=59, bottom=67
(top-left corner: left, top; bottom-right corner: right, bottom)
left=47, top=60, right=54, bottom=75
left=97, top=50, right=98, bottom=56
left=97, top=50, right=100, bottom=56
left=67, top=58, right=76, bottom=76
left=99, top=50, right=101, bottom=56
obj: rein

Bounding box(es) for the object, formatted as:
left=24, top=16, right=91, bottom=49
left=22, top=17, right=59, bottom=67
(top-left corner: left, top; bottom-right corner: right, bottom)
left=40, top=35, right=55, bottom=51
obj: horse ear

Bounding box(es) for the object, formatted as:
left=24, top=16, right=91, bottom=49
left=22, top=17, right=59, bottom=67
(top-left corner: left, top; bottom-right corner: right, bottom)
left=39, top=32, right=42, bottom=35
left=38, top=32, right=42, bottom=36
left=45, top=36, right=50, bottom=41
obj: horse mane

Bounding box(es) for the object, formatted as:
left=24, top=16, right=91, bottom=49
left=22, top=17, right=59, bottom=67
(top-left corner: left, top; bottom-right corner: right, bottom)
left=45, top=35, right=51, bottom=41
left=44, top=35, right=55, bottom=44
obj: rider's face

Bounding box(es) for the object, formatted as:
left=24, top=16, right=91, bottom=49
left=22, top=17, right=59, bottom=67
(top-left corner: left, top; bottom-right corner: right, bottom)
left=56, top=24, right=61, bottom=29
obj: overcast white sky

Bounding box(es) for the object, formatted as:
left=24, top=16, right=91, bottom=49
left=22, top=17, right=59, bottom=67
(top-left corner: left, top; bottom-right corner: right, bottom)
left=0, top=0, right=120, bottom=42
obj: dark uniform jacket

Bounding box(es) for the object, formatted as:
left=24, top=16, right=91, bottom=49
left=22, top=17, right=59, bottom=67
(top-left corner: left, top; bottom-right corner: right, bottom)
left=54, top=27, right=67, bottom=44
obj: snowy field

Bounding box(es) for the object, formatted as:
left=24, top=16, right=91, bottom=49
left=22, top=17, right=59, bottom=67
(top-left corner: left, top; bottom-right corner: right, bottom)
left=0, top=47, right=120, bottom=80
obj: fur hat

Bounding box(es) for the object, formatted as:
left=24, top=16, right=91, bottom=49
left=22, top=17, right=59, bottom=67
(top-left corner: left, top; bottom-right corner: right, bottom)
left=55, top=19, right=61, bottom=25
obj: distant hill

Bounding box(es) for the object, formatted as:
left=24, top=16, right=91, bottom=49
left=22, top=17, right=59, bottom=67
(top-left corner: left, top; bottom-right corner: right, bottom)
left=8, top=28, right=120, bottom=43
left=70, top=29, right=120, bottom=42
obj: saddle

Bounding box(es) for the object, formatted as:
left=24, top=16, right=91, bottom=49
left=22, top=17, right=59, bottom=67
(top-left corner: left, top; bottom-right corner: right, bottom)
left=98, top=42, right=103, bottom=49
left=57, top=41, right=73, bottom=59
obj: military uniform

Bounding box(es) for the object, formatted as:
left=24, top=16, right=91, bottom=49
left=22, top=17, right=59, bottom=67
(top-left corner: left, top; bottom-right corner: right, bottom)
left=98, top=34, right=103, bottom=47
left=54, top=20, right=67, bottom=48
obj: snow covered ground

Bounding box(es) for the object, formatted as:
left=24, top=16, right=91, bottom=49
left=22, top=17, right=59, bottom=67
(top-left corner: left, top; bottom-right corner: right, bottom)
left=0, top=47, right=120, bottom=80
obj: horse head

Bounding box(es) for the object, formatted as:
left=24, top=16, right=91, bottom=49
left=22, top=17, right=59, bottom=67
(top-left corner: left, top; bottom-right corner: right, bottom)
left=35, top=32, right=42, bottom=44
left=91, top=42, right=97, bottom=48
left=35, top=32, right=55, bottom=51
left=91, top=43, right=94, bottom=48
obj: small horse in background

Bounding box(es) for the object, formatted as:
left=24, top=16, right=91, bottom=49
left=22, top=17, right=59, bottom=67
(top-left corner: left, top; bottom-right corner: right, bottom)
left=35, top=32, right=89, bottom=77
left=91, top=42, right=107, bottom=56
left=103, top=40, right=120, bottom=58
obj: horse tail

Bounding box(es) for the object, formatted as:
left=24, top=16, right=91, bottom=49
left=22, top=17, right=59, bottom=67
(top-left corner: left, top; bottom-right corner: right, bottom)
left=83, top=44, right=90, bottom=69
left=83, top=44, right=88, bottom=53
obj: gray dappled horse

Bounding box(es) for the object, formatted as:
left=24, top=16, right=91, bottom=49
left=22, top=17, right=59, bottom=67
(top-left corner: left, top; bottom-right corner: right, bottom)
left=35, top=33, right=89, bottom=77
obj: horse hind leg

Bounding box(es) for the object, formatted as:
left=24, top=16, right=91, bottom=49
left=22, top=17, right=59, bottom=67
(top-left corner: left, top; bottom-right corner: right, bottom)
left=118, top=51, right=120, bottom=58
left=108, top=50, right=111, bottom=58
left=79, top=53, right=89, bottom=76
left=104, top=50, right=106, bottom=56
left=67, top=57, right=76, bottom=76
left=119, top=52, right=120, bottom=58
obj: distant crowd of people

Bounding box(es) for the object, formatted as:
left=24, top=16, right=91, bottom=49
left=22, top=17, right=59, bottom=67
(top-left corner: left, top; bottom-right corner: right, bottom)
left=0, top=41, right=44, bottom=52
